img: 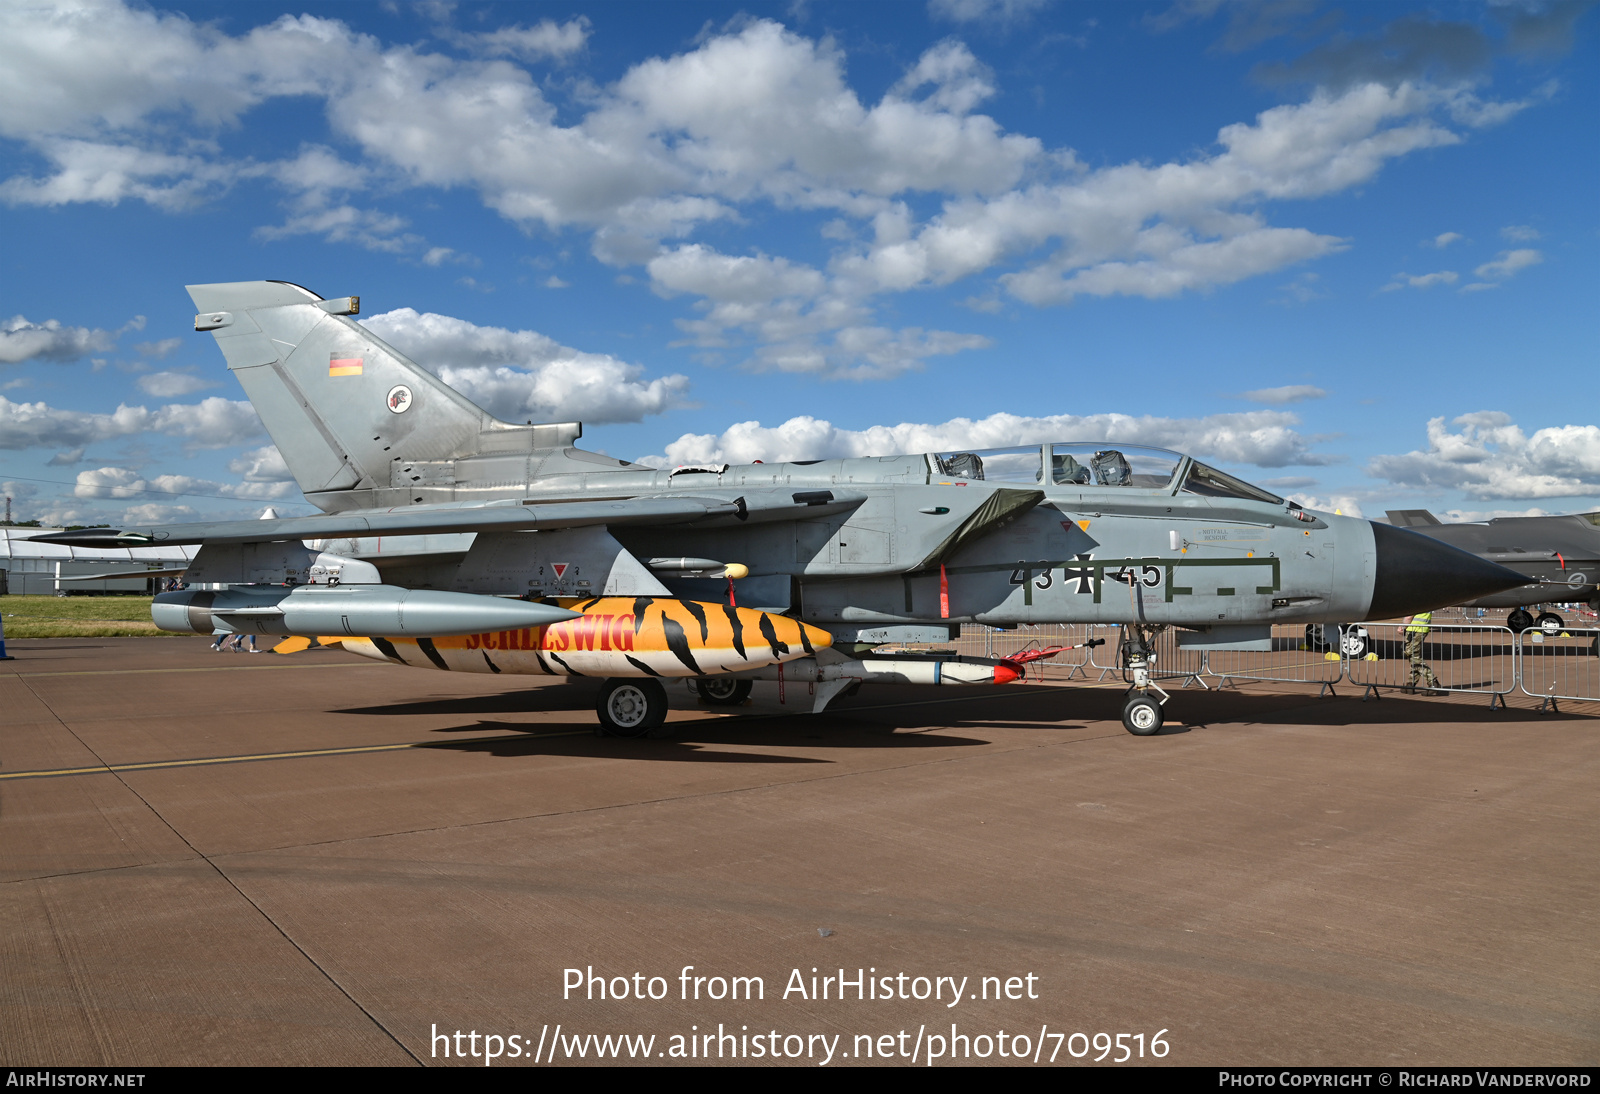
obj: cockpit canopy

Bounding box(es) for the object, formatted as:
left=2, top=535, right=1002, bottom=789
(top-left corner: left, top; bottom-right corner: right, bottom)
left=931, top=443, right=1285, bottom=505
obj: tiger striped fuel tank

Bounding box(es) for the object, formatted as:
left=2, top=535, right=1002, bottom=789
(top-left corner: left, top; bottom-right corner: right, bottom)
left=337, top=596, right=831, bottom=678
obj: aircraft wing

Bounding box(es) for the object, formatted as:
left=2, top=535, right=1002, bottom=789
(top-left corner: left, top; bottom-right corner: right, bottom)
left=29, top=489, right=868, bottom=547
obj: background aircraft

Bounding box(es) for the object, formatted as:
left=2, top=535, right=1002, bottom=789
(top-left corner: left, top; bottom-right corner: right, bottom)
left=1385, top=510, right=1600, bottom=633
left=36, top=281, right=1526, bottom=736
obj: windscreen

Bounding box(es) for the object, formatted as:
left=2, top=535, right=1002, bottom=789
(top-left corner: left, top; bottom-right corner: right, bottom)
left=1181, top=462, right=1284, bottom=504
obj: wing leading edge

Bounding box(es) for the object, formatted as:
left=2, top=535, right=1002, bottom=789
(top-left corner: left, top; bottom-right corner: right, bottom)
left=28, top=489, right=869, bottom=548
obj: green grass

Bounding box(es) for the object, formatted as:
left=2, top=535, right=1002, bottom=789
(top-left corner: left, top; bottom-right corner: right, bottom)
left=0, top=595, right=181, bottom=637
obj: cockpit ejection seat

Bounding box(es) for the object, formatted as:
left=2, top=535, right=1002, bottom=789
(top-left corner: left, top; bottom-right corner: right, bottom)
left=1091, top=449, right=1133, bottom=487
left=1052, top=452, right=1091, bottom=485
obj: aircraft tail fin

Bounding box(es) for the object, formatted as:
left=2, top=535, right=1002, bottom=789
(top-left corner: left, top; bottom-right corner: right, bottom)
left=1385, top=509, right=1443, bottom=528
left=187, top=280, right=579, bottom=510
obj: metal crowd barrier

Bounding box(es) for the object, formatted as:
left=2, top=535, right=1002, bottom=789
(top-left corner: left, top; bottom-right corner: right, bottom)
left=984, top=623, right=1101, bottom=682
left=1203, top=623, right=1344, bottom=692
left=1146, top=626, right=1208, bottom=688
left=1067, top=624, right=1206, bottom=689
left=1518, top=627, right=1600, bottom=712
left=1344, top=623, right=1519, bottom=707
left=892, top=621, right=1598, bottom=711
left=1086, top=626, right=1124, bottom=680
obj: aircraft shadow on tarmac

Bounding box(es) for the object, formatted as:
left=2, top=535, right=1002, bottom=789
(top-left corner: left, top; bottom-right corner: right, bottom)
left=1254, top=693, right=1582, bottom=725
left=412, top=717, right=998, bottom=762
left=336, top=679, right=1585, bottom=752
left=335, top=681, right=605, bottom=717
left=338, top=681, right=1200, bottom=744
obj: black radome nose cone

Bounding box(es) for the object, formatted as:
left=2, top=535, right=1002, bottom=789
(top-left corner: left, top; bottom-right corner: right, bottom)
left=1367, top=522, right=1531, bottom=619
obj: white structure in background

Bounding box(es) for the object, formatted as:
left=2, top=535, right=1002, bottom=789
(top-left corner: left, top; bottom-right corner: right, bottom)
left=0, top=528, right=199, bottom=595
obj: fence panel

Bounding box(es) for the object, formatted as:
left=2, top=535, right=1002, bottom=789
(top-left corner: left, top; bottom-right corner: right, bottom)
left=1344, top=623, right=1519, bottom=703
left=999, top=624, right=1207, bottom=687
left=886, top=624, right=1101, bottom=682
left=868, top=620, right=1598, bottom=707
left=983, top=623, right=1101, bottom=682
left=1202, top=623, right=1345, bottom=687
left=1086, top=625, right=1124, bottom=679
left=1146, top=626, right=1208, bottom=686
left=1517, top=627, right=1600, bottom=710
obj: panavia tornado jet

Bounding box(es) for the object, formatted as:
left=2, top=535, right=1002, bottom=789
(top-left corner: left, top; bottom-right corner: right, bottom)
left=34, top=281, right=1527, bottom=735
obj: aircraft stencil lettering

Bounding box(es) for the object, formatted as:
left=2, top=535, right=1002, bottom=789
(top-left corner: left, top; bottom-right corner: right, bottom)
left=36, top=280, right=1529, bottom=735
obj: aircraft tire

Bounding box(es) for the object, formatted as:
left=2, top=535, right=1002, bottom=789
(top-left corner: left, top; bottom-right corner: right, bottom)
left=1122, top=696, right=1163, bottom=736
left=597, top=678, right=668, bottom=737
left=1305, top=624, right=1330, bottom=652
left=1339, top=626, right=1369, bottom=660
left=695, top=677, right=753, bottom=706
left=1536, top=612, right=1564, bottom=635
left=1507, top=609, right=1534, bottom=633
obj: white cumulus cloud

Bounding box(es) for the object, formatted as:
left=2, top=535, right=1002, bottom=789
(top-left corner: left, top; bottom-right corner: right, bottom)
left=74, top=465, right=297, bottom=502
left=227, top=445, right=293, bottom=482
left=360, top=308, right=690, bottom=425
left=1368, top=413, right=1600, bottom=500
left=641, top=409, right=1337, bottom=469
left=1, top=315, right=116, bottom=364
left=1473, top=248, right=1542, bottom=281
left=443, top=18, right=590, bottom=62
left=1284, top=493, right=1366, bottom=518
left=0, top=5, right=1549, bottom=377
left=0, top=394, right=263, bottom=451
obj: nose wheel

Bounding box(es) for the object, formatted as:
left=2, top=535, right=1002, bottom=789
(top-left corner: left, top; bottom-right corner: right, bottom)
left=597, top=678, right=669, bottom=737
left=1120, top=625, right=1170, bottom=736
left=1122, top=694, right=1164, bottom=735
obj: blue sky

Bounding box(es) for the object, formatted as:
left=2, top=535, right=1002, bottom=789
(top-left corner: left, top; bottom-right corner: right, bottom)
left=2, top=0, right=1596, bottom=527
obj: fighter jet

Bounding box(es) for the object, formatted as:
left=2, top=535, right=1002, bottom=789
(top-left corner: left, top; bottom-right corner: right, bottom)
left=1385, top=510, right=1600, bottom=633
left=33, top=281, right=1527, bottom=735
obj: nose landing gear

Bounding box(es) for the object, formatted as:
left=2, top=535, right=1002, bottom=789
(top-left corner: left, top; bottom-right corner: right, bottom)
left=1121, top=627, right=1170, bottom=736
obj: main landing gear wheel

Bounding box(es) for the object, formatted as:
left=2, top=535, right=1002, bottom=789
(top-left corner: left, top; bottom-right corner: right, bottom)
left=1339, top=626, right=1370, bottom=660
left=1507, top=609, right=1534, bottom=633
left=695, top=677, right=753, bottom=706
left=1122, top=695, right=1163, bottom=736
left=1536, top=612, right=1564, bottom=635
left=1305, top=624, right=1331, bottom=652
left=597, top=678, right=668, bottom=737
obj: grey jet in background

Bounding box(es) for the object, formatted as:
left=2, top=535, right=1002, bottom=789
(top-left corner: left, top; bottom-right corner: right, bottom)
left=36, top=281, right=1527, bottom=736
left=1386, top=510, right=1599, bottom=633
